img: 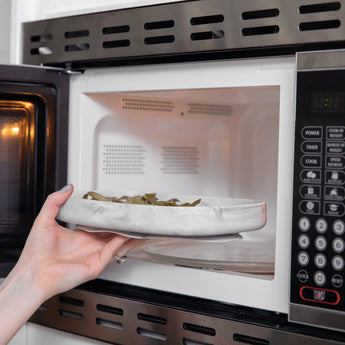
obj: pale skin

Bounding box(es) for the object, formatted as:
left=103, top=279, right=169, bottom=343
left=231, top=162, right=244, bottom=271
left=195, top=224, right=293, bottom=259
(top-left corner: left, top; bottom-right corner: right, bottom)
left=0, top=184, right=141, bottom=345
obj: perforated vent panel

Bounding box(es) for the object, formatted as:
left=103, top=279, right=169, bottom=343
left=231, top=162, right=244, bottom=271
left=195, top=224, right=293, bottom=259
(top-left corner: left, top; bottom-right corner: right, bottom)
left=22, top=0, right=345, bottom=67
left=30, top=288, right=345, bottom=345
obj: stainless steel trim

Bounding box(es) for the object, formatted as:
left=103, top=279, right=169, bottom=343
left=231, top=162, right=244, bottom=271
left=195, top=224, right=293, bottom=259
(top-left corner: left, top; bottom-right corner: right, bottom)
left=22, top=0, right=345, bottom=66
left=290, top=303, right=345, bottom=333
left=30, top=289, right=345, bottom=344
left=297, top=49, right=345, bottom=70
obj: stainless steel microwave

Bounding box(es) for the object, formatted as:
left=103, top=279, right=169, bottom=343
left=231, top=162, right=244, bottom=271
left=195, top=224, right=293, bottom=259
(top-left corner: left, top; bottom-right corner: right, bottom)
left=3, top=0, right=345, bottom=344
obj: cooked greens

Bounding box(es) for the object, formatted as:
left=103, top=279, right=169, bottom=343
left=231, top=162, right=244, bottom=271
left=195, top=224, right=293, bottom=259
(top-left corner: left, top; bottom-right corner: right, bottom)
left=83, top=191, right=201, bottom=207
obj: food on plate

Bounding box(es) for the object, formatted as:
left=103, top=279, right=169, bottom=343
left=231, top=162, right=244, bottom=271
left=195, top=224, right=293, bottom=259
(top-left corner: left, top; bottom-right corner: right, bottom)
left=82, top=191, right=201, bottom=207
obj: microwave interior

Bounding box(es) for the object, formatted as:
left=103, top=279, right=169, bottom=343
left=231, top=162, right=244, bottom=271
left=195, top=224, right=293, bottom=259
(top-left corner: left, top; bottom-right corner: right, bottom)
left=81, top=84, right=280, bottom=278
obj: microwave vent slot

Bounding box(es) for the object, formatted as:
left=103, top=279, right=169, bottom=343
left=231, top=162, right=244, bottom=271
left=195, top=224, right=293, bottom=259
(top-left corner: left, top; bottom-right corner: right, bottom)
left=64, top=30, right=89, bottom=39
left=299, top=19, right=341, bottom=31
left=242, top=25, right=280, bottom=36
left=137, top=327, right=167, bottom=341
left=188, top=103, right=232, bottom=116
left=299, top=2, right=341, bottom=14
left=161, top=146, right=199, bottom=175
left=96, top=317, right=123, bottom=330
left=242, top=9, right=280, bottom=20
left=122, top=98, right=174, bottom=112
left=103, top=25, right=130, bottom=35
left=102, top=144, right=146, bottom=175
left=137, top=312, right=167, bottom=325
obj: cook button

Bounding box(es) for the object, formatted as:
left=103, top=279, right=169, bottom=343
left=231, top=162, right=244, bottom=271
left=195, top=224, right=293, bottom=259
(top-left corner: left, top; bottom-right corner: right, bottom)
left=301, top=155, right=322, bottom=169
left=302, top=126, right=323, bottom=139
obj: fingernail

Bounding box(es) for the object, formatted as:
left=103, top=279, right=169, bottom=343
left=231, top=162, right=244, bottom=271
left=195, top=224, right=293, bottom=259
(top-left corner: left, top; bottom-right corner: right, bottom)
left=59, top=184, right=72, bottom=193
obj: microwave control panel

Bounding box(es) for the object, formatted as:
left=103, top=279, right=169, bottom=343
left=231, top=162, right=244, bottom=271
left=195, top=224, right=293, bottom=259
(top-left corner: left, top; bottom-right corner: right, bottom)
left=290, top=67, right=345, bottom=328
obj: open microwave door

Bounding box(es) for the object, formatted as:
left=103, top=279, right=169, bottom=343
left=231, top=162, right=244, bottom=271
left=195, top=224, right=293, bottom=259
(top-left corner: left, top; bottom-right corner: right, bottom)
left=0, top=64, right=69, bottom=275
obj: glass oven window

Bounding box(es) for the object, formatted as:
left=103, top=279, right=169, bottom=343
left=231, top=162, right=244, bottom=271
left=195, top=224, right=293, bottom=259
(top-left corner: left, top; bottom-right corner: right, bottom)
left=0, top=100, right=35, bottom=241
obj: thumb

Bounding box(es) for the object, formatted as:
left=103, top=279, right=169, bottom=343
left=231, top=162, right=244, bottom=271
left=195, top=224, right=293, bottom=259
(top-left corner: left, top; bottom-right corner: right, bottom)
left=34, top=184, right=74, bottom=227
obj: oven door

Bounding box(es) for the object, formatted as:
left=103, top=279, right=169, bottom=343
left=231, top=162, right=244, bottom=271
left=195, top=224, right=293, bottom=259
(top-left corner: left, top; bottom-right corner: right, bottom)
left=0, top=64, right=69, bottom=276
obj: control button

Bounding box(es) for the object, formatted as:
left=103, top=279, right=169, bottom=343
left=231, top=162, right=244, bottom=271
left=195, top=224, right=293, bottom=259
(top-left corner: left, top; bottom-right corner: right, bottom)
left=332, top=238, right=345, bottom=254
left=298, top=234, right=310, bottom=249
left=315, top=236, right=327, bottom=251
left=297, top=270, right=309, bottom=283
left=299, top=185, right=321, bottom=199
left=333, top=219, right=345, bottom=235
left=297, top=251, right=310, bottom=266
left=315, top=218, right=328, bottom=233
left=327, top=126, right=345, bottom=140
left=324, top=202, right=345, bottom=217
left=324, top=186, right=345, bottom=201
left=300, top=286, right=340, bottom=305
left=314, top=271, right=327, bottom=286
left=332, top=255, right=345, bottom=271
left=299, top=200, right=320, bottom=215
left=326, top=156, right=345, bottom=169
left=325, top=170, right=345, bottom=185
left=302, top=141, right=322, bottom=154
left=298, top=217, right=311, bottom=232
left=302, top=126, right=323, bottom=140
left=314, top=253, right=327, bottom=269
left=332, top=274, right=343, bottom=288
left=326, top=141, right=345, bottom=155
left=301, top=169, right=321, bottom=184
left=301, top=155, right=322, bottom=169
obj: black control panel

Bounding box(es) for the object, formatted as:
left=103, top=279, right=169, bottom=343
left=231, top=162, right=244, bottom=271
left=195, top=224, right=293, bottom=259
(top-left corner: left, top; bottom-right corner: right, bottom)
left=291, top=69, right=345, bottom=313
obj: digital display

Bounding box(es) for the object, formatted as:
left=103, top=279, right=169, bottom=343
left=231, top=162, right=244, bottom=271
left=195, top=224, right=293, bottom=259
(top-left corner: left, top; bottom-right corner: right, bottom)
left=312, top=92, right=345, bottom=113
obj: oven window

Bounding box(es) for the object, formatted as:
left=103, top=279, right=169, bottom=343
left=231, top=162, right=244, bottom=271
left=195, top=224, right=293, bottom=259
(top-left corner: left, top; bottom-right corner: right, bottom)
left=0, top=100, right=35, bottom=239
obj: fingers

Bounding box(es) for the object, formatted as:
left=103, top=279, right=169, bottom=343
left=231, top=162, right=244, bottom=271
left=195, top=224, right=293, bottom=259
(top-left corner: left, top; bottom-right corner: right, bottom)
left=34, top=184, right=74, bottom=227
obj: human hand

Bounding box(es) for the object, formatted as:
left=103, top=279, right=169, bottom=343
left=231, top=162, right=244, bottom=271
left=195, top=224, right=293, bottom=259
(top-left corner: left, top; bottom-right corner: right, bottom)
left=17, top=184, right=142, bottom=300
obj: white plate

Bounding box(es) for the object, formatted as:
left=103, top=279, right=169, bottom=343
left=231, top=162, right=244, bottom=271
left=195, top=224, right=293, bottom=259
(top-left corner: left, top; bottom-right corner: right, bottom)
left=57, top=191, right=266, bottom=239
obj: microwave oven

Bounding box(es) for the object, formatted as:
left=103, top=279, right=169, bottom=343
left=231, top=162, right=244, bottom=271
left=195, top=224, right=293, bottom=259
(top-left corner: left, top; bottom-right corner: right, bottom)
left=4, top=0, right=345, bottom=344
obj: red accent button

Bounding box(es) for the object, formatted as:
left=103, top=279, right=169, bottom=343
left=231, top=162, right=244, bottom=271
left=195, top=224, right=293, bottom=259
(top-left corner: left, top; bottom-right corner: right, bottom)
left=300, top=286, right=340, bottom=305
